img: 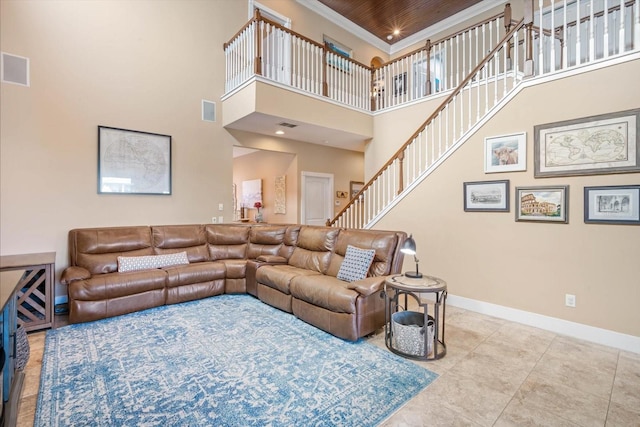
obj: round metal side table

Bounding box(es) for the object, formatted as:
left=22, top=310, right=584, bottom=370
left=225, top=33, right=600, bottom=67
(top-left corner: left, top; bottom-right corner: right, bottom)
left=383, top=274, right=447, bottom=361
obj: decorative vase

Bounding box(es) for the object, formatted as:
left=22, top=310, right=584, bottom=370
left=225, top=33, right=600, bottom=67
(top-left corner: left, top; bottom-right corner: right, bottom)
left=255, top=211, right=263, bottom=223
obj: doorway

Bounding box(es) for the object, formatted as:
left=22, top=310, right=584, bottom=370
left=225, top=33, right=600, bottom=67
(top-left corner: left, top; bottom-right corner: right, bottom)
left=301, top=171, right=334, bottom=226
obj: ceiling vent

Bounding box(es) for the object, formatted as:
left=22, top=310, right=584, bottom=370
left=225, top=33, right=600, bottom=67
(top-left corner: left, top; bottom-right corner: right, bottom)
left=278, top=122, right=298, bottom=128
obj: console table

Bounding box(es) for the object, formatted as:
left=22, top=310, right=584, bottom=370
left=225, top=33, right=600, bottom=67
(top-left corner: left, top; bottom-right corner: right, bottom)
left=0, top=252, right=56, bottom=332
left=383, top=275, right=447, bottom=360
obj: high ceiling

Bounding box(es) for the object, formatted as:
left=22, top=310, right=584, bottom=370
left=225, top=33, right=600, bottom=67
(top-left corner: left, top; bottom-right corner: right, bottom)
left=317, top=0, right=483, bottom=44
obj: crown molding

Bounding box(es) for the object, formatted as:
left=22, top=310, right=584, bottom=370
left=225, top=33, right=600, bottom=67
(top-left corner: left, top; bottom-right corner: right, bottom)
left=297, top=0, right=505, bottom=57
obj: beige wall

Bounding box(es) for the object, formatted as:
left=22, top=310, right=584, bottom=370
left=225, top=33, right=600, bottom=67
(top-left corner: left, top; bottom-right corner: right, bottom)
left=376, top=59, right=640, bottom=337
left=233, top=150, right=297, bottom=224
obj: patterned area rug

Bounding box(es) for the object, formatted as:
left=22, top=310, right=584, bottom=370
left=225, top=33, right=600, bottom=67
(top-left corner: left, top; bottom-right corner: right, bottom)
left=36, top=295, right=437, bottom=426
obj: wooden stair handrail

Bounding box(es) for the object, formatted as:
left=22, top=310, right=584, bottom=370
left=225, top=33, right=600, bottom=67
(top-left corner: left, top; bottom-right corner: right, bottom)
left=329, top=18, right=526, bottom=226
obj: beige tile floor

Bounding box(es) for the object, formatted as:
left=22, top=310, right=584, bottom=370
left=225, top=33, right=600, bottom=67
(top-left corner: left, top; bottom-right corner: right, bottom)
left=17, top=306, right=640, bottom=427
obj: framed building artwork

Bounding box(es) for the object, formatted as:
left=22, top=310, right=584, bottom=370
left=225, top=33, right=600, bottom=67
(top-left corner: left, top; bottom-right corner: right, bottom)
left=463, top=180, right=510, bottom=212
left=584, top=185, right=640, bottom=225
left=515, top=185, right=569, bottom=223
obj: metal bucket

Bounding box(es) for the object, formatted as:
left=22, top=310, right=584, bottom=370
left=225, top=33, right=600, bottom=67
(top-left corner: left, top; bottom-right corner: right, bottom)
left=391, top=311, right=434, bottom=357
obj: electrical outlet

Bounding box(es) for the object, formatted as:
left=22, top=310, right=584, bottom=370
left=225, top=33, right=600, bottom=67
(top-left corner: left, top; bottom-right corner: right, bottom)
left=565, top=294, right=576, bottom=307
left=218, top=203, right=224, bottom=211
left=218, top=216, right=224, bottom=224
left=211, top=217, right=217, bottom=223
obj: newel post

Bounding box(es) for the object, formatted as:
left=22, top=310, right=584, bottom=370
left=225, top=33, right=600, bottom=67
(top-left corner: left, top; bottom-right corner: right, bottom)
left=254, top=9, right=262, bottom=76
left=397, top=152, right=405, bottom=195
left=523, top=0, right=535, bottom=76
left=425, top=39, right=432, bottom=95
left=504, top=3, right=512, bottom=69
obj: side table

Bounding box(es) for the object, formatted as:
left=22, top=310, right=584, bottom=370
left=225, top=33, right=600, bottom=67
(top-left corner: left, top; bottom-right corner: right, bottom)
left=383, top=274, right=447, bottom=360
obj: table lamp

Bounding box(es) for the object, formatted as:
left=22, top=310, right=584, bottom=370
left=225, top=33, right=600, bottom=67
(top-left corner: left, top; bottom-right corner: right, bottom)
left=400, top=234, right=422, bottom=278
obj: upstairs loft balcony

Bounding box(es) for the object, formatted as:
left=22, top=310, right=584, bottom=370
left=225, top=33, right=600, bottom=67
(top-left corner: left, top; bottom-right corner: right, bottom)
left=222, top=1, right=639, bottom=153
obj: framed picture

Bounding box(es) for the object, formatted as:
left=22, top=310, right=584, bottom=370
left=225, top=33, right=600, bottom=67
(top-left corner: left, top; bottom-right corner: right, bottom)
left=394, top=72, right=407, bottom=96
left=534, top=108, right=640, bottom=177
left=584, top=185, right=640, bottom=225
left=463, top=180, right=510, bottom=212
left=516, top=185, right=569, bottom=223
left=484, top=132, right=527, bottom=173
left=324, top=35, right=352, bottom=72
left=98, top=126, right=171, bottom=195
left=350, top=181, right=364, bottom=199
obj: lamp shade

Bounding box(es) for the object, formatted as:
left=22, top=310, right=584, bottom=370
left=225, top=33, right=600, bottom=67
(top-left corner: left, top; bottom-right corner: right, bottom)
left=400, top=235, right=417, bottom=255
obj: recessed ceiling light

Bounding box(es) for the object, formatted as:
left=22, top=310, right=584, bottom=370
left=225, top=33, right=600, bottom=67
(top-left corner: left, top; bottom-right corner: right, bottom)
left=275, top=130, right=285, bottom=135
left=393, top=29, right=400, bottom=36
left=387, top=34, right=393, bottom=41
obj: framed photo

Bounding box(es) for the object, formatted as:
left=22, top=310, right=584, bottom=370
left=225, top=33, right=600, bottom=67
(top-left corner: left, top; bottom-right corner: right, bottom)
left=484, top=132, right=527, bottom=173
left=394, top=72, right=407, bottom=96
left=98, top=126, right=171, bottom=195
left=463, top=180, right=510, bottom=212
left=584, top=185, right=640, bottom=225
left=534, top=108, right=640, bottom=177
left=324, top=35, right=352, bottom=72
left=350, top=181, right=364, bottom=199
left=516, top=185, right=569, bottom=223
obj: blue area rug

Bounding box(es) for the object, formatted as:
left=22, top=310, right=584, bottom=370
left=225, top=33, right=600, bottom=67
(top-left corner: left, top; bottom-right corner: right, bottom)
left=36, top=295, right=437, bottom=426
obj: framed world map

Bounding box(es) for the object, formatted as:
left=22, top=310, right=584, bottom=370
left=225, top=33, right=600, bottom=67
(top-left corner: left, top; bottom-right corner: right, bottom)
left=98, top=126, right=172, bottom=195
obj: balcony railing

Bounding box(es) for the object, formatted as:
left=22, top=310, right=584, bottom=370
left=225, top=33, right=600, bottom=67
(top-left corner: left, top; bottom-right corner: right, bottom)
left=224, top=7, right=514, bottom=112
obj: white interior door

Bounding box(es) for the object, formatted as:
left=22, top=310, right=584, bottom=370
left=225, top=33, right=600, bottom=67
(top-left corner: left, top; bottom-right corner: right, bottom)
left=301, top=172, right=333, bottom=226
left=252, top=1, right=292, bottom=85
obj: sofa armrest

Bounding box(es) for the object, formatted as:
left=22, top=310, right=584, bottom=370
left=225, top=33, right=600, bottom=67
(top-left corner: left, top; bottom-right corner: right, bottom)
left=346, top=276, right=386, bottom=297
left=256, top=255, right=288, bottom=264
left=60, top=266, right=91, bottom=285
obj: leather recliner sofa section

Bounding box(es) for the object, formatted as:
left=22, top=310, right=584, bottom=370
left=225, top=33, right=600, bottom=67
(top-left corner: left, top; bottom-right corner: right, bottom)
left=61, top=224, right=407, bottom=341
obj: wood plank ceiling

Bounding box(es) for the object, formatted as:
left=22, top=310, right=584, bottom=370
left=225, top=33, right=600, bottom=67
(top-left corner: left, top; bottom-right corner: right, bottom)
left=318, top=0, right=483, bottom=44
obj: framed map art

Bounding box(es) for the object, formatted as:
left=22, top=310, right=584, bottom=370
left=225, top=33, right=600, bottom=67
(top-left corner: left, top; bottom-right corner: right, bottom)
left=98, top=126, right=172, bottom=195
left=534, top=109, right=640, bottom=177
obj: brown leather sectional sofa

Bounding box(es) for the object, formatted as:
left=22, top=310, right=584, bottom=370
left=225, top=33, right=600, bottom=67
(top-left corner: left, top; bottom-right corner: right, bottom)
left=61, top=224, right=407, bottom=341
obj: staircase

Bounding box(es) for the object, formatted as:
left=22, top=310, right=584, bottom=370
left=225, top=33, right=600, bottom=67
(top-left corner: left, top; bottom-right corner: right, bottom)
left=330, top=0, right=640, bottom=229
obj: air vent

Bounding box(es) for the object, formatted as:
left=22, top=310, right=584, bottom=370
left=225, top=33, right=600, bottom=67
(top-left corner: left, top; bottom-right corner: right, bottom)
left=278, top=122, right=298, bottom=128
left=1, top=52, right=30, bottom=87
left=202, top=99, right=216, bottom=122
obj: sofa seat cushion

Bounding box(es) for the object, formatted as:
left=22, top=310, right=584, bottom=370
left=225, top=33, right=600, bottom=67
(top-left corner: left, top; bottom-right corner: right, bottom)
left=68, top=270, right=167, bottom=301
left=219, top=259, right=247, bottom=279
left=290, top=274, right=359, bottom=314
left=256, top=264, right=321, bottom=295
left=164, top=262, right=225, bottom=288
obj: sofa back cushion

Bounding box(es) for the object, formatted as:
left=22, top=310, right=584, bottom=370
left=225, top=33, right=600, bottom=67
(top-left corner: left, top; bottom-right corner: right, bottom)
left=69, top=226, right=153, bottom=275
left=152, top=225, right=209, bottom=263
left=326, top=229, right=400, bottom=278
left=288, top=226, right=339, bottom=273
left=248, top=225, right=286, bottom=259
left=205, top=224, right=250, bottom=260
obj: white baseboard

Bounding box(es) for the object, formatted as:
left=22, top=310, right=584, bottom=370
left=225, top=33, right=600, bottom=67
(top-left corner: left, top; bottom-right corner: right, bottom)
left=447, top=295, right=640, bottom=355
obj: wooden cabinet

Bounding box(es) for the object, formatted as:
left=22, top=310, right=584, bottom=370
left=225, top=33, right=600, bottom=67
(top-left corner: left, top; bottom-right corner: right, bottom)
left=0, top=252, right=56, bottom=332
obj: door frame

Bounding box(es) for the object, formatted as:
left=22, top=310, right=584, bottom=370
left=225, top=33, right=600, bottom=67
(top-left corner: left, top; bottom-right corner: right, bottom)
left=300, top=171, right=334, bottom=225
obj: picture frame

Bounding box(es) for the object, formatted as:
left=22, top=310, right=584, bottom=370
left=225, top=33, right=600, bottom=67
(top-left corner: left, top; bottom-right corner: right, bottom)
left=98, top=126, right=171, bottom=195
left=484, top=132, right=527, bottom=173
left=584, top=185, right=640, bottom=225
left=350, top=181, right=364, bottom=199
left=534, top=108, right=640, bottom=177
left=394, top=72, right=407, bottom=96
left=463, top=180, right=510, bottom=212
left=324, top=35, right=352, bottom=73
left=515, top=185, right=569, bottom=223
